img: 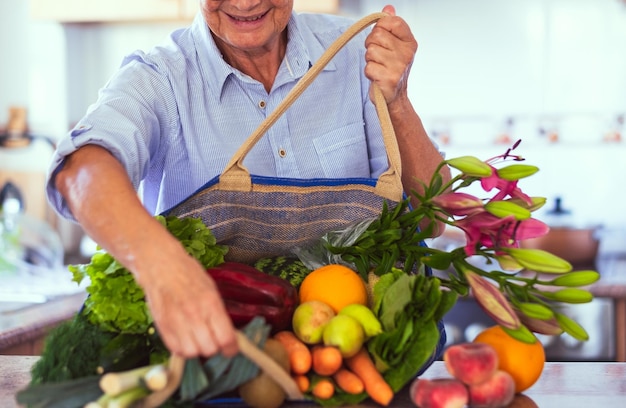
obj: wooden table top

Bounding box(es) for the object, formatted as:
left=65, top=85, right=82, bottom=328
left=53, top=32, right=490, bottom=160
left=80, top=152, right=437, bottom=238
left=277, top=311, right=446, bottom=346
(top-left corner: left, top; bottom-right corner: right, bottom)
left=3, top=356, right=626, bottom=407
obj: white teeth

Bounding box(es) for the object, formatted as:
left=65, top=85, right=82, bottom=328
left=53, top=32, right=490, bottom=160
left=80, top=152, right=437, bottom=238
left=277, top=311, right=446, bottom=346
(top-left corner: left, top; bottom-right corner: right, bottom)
left=234, top=15, right=262, bottom=22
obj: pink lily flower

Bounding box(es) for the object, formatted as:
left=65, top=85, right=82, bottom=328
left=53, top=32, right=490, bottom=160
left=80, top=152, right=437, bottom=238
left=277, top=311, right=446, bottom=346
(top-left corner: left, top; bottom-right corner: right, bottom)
left=454, top=211, right=549, bottom=256
left=481, top=165, right=533, bottom=205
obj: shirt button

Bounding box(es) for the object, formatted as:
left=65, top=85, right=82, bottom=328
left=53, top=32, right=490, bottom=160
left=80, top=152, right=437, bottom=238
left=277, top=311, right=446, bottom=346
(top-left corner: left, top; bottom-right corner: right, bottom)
left=278, top=148, right=287, bottom=158
left=258, top=100, right=266, bottom=109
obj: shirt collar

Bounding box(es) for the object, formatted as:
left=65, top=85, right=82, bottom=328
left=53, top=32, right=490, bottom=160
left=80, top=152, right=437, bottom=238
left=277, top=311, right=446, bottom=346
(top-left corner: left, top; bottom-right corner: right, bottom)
left=190, top=12, right=336, bottom=98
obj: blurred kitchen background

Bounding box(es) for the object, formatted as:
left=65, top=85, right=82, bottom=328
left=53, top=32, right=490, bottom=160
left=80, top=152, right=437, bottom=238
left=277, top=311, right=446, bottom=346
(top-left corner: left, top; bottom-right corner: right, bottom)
left=1, top=0, right=626, bottom=359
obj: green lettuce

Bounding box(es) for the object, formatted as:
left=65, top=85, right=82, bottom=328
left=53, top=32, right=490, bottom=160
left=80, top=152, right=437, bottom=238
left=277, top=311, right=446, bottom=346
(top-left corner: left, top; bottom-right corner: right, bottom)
left=367, top=271, right=458, bottom=391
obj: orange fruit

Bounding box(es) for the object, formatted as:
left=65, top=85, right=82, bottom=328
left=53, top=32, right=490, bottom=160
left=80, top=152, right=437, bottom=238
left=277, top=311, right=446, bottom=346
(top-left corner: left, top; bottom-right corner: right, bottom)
left=298, top=264, right=368, bottom=313
left=473, top=325, right=545, bottom=393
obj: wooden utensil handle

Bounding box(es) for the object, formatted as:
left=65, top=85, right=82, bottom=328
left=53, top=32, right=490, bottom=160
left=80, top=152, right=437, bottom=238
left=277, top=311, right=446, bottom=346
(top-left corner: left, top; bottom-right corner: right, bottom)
left=235, top=331, right=304, bottom=401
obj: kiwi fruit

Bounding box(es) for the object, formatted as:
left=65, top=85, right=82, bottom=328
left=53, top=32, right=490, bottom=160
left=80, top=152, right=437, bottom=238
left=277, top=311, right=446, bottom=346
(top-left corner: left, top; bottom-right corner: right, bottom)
left=238, top=338, right=291, bottom=408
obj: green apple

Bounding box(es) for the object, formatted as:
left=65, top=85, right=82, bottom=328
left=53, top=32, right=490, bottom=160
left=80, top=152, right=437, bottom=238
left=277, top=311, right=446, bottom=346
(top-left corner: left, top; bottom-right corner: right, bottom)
left=322, top=314, right=365, bottom=358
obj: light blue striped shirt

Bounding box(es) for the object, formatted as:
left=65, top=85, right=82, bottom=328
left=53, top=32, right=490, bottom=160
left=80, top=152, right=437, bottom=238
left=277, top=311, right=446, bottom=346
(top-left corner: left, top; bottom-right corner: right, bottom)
left=46, top=12, right=394, bottom=219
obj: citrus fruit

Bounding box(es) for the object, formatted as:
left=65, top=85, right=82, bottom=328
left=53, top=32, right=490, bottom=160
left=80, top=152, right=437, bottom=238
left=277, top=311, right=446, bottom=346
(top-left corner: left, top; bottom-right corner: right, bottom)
left=298, top=264, right=368, bottom=313
left=473, top=325, right=545, bottom=393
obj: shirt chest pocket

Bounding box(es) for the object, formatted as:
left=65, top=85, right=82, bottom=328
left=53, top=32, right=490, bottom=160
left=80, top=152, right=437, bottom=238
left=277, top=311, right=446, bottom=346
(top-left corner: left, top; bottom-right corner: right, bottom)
left=312, top=122, right=371, bottom=179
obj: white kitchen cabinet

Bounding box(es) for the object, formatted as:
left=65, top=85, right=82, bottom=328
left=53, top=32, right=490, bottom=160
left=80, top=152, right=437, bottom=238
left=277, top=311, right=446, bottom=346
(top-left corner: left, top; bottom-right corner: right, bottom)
left=294, top=0, right=339, bottom=14
left=30, top=0, right=182, bottom=23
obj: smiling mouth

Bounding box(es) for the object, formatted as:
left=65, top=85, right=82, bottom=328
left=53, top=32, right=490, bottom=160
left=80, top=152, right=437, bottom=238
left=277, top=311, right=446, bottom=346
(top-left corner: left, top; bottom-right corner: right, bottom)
left=229, top=10, right=269, bottom=22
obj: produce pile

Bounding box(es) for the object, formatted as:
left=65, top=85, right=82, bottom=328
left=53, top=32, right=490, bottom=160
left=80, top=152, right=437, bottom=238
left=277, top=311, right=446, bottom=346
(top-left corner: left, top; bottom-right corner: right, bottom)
left=17, top=144, right=600, bottom=408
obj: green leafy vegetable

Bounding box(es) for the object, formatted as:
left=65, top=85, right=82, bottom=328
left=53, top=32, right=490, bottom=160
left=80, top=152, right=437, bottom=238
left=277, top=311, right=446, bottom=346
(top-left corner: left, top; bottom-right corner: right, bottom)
left=371, top=267, right=405, bottom=316
left=30, top=313, right=115, bottom=384
left=367, top=272, right=457, bottom=391
left=69, top=255, right=151, bottom=334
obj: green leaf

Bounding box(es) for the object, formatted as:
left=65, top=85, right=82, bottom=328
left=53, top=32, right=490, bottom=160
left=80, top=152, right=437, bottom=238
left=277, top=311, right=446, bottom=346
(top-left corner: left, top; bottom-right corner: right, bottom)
left=371, top=269, right=405, bottom=316
left=179, top=359, right=210, bottom=401
left=381, top=320, right=441, bottom=392
left=193, top=317, right=271, bottom=401
left=433, top=289, right=458, bottom=322
left=16, top=376, right=102, bottom=408
left=421, top=252, right=453, bottom=270
left=378, top=274, right=413, bottom=330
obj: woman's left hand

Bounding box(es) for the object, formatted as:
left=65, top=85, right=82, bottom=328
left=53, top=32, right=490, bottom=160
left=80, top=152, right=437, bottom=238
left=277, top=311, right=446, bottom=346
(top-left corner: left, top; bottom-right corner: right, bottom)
left=364, top=5, right=418, bottom=105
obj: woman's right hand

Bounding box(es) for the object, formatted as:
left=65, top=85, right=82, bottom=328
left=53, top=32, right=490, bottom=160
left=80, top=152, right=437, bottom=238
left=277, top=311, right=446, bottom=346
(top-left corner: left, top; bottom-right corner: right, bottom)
left=138, top=246, right=239, bottom=359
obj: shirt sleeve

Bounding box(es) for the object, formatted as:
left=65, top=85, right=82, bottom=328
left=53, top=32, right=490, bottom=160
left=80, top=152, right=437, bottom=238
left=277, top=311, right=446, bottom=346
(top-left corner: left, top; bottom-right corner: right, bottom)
left=45, top=56, right=177, bottom=220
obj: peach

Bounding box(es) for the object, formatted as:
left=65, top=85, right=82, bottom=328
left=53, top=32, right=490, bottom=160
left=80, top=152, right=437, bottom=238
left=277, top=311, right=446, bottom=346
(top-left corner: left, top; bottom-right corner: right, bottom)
left=443, top=343, right=499, bottom=385
left=468, top=370, right=516, bottom=408
left=409, top=378, right=469, bottom=408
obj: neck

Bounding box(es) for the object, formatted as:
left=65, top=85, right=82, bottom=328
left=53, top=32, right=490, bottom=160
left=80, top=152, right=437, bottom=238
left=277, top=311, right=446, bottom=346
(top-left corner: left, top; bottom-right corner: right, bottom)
left=217, top=32, right=287, bottom=93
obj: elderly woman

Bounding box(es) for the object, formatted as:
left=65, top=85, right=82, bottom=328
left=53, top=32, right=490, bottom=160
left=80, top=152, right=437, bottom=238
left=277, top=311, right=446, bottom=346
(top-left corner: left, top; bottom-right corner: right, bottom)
left=46, top=1, right=449, bottom=359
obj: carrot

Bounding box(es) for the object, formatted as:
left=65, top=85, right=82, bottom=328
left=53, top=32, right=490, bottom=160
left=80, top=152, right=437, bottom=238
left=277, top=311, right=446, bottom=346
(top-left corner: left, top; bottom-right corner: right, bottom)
left=311, top=345, right=343, bottom=376
left=333, top=368, right=365, bottom=395
left=311, top=378, right=335, bottom=400
left=273, top=331, right=312, bottom=375
left=345, top=348, right=394, bottom=406
left=294, top=374, right=310, bottom=393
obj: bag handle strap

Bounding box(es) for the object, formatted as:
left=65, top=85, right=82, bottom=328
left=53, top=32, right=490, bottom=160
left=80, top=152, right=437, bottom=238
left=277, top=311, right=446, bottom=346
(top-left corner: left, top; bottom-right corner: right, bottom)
left=219, top=12, right=403, bottom=202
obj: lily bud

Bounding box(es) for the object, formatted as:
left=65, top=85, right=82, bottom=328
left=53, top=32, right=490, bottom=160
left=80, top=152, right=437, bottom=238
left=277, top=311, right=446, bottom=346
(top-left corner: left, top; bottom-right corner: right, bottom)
left=506, top=196, right=547, bottom=212
left=494, top=254, right=523, bottom=271
left=505, top=248, right=572, bottom=273
left=555, top=312, right=589, bottom=341
left=517, top=313, right=564, bottom=336
left=516, top=302, right=554, bottom=320
left=496, top=164, right=540, bottom=181
left=464, top=270, right=520, bottom=329
left=432, top=192, right=484, bottom=216
left=541, top=288, right=594, bottom=304
left=485, top=200, right=531, bottom=220
left=446, top=156, right=492, bottom=177
left=548, top=270, right=600, bottom=287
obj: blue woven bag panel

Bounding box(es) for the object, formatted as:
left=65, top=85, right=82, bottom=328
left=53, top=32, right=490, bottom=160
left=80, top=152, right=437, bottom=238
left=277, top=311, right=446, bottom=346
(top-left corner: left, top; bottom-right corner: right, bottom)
left=164, top=174, right=398, bottom=264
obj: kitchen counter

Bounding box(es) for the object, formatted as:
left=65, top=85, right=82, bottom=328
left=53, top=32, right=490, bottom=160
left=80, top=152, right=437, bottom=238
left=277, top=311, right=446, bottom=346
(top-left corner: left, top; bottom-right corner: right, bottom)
left=3, top=357, right=626, bottom=407
left=0, top=291, right=86, bottom=354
